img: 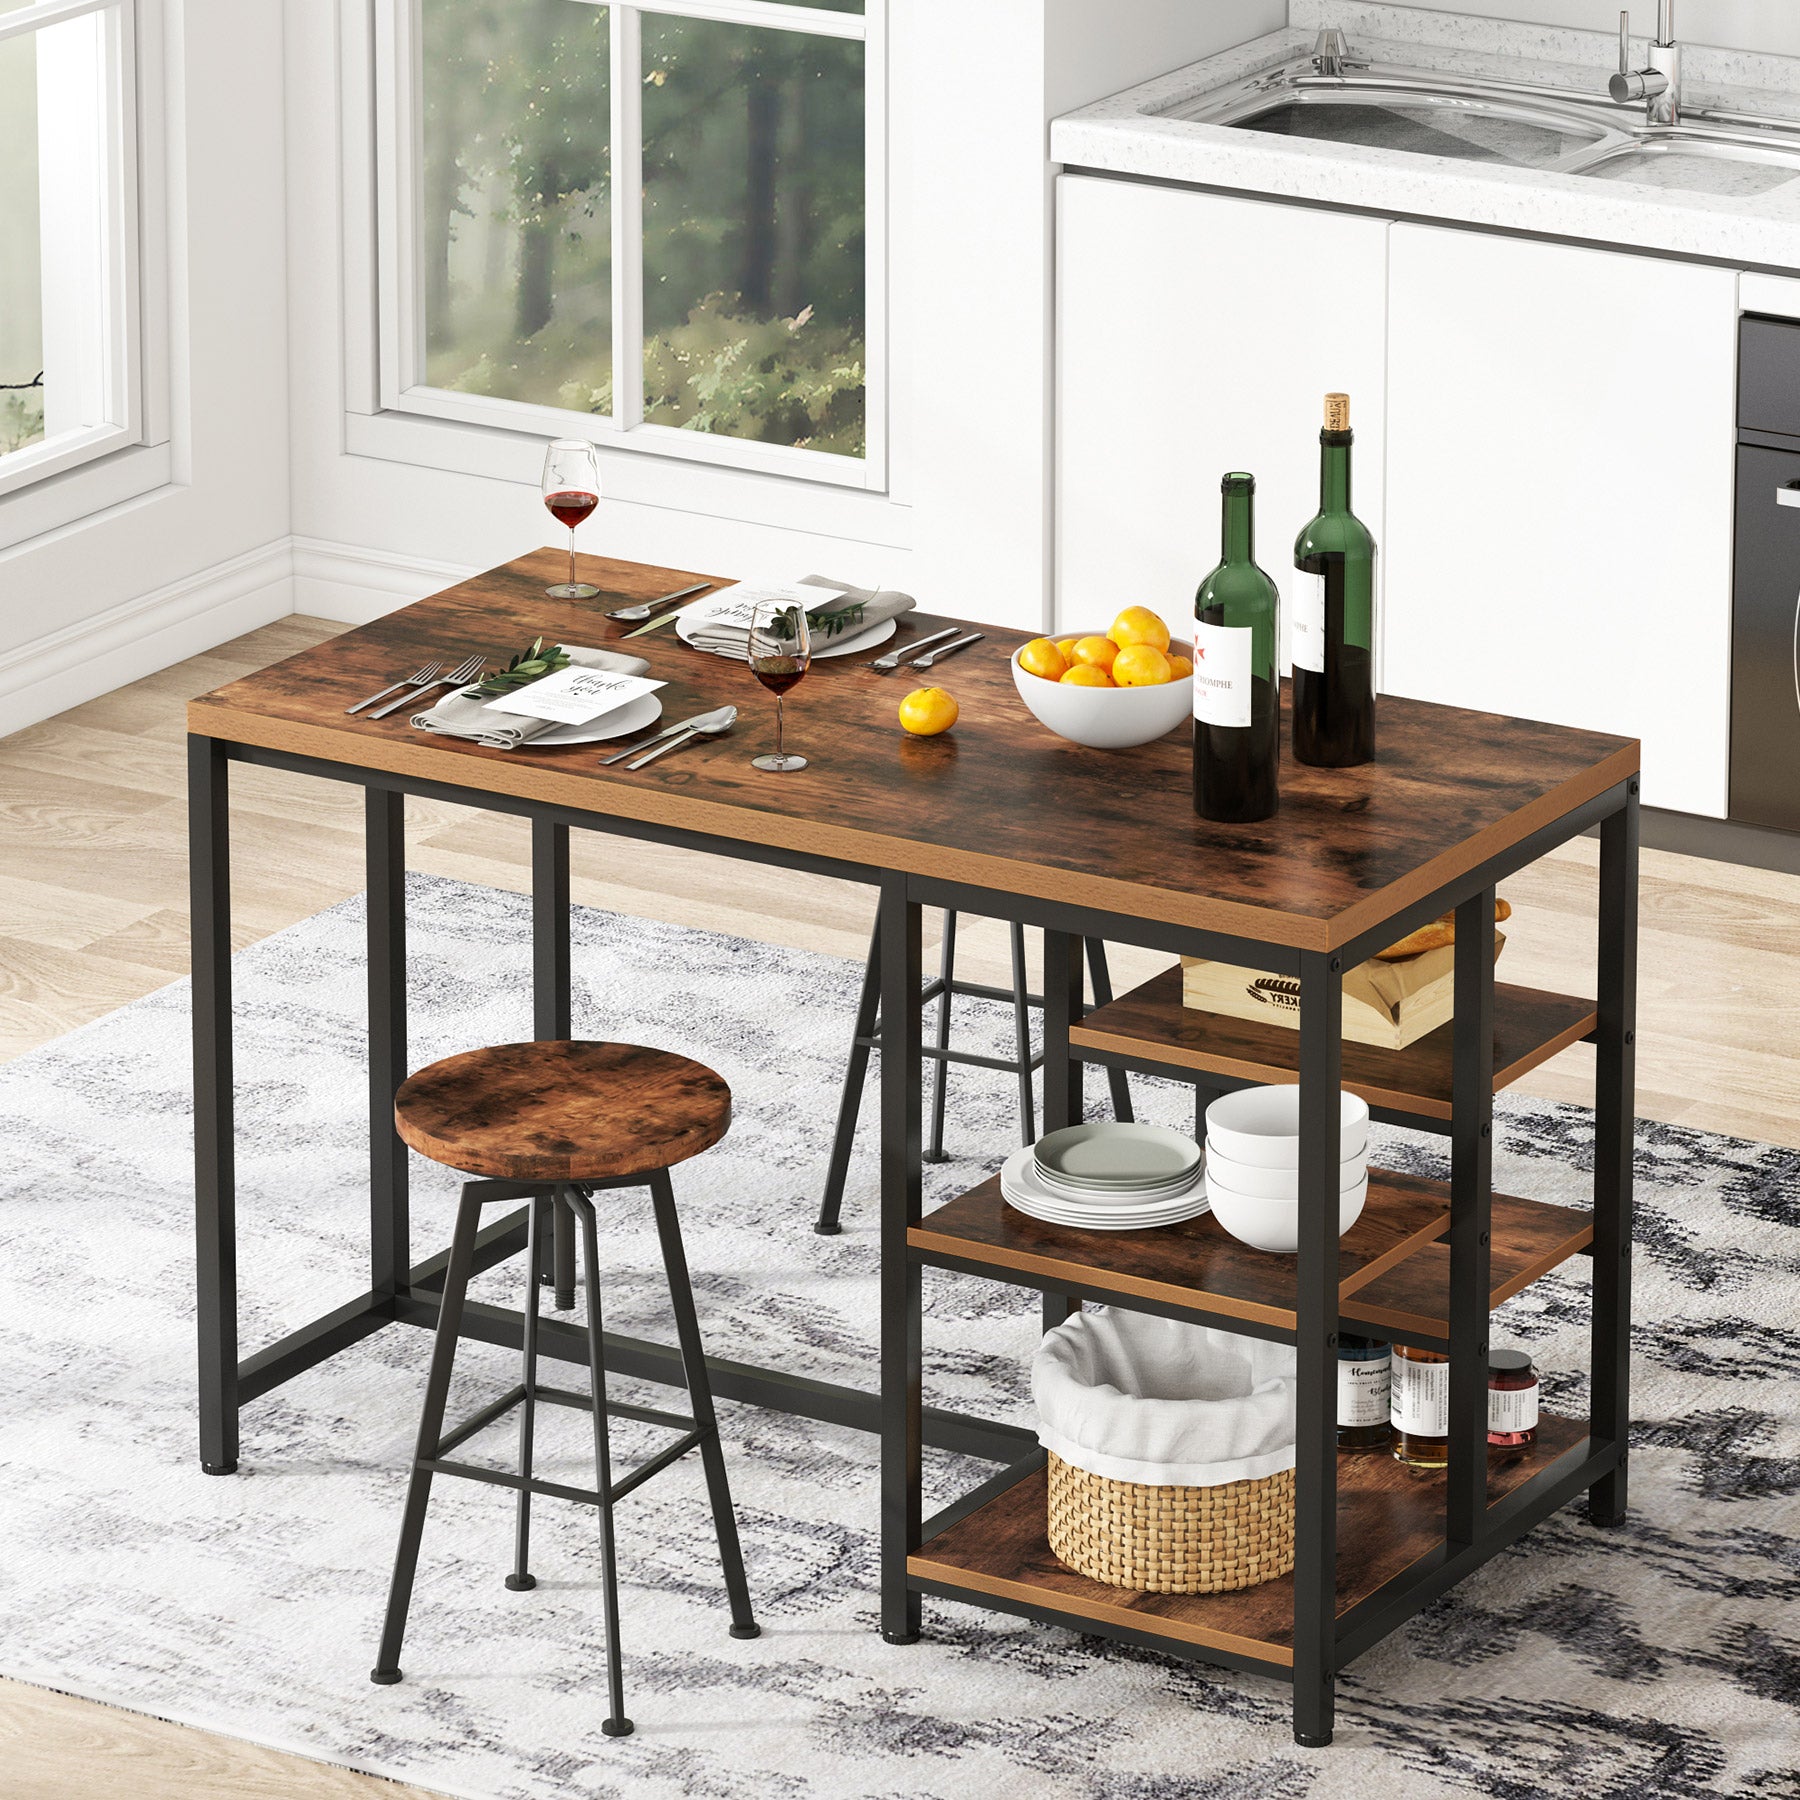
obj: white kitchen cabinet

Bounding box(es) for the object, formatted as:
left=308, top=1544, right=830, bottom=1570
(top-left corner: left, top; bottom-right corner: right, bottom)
left=1383, top=222, right=1737, bottom=817
left=1056, top=175, right=1390, bottom=654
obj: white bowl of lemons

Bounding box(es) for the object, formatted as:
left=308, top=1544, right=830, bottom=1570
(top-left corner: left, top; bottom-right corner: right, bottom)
left=1011, top=609, right=1193, bottom=749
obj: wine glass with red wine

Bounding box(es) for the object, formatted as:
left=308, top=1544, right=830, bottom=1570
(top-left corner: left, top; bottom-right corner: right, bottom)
left=541, top=439, right=601, bottom=599
left=747, top=599, right=812, bottom=773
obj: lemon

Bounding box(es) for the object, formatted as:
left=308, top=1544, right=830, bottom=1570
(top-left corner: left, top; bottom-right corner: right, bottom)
left=1055, top=637, right=1080, bottom=662
left=1017, top=637, right=1068, bottom=682
left=1068, top=635, right=1119, bottom=672
left=1060, top=665, right=1114, bottom=688
left=1113, top=643, right=1173, bottom=687
left=899, top=686, right=958, bottom=735
left=1108, top=606, right=1172, bottom=655
left=1166, top=653, right=1193, bottom=681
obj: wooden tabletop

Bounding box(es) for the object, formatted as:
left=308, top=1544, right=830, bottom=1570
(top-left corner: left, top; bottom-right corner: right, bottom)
left=188, top=550, right=1638, bottom=950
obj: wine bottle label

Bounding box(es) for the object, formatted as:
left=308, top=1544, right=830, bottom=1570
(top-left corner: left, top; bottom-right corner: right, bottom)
left=1391, top=1356, right=1449, bottom=1436
left=1338, top=1351, right=1391, bottom=1428
left=1291, top=570, right=1326, bottom=673
left=1489, top=1382, right=1540, bottom=1434
left=1192, top=622, right=1252, bottom=729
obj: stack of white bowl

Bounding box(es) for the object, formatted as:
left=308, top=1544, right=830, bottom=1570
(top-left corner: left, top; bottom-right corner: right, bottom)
left=1203, top=1086, right=1372, bottom=1253
left=1002, top=1122, right=1209, bottom=1232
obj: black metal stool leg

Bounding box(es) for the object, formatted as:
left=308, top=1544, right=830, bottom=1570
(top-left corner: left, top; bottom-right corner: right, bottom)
left=650, top=1168, right=760, bottom=1640
left=564, top=1190, right=633, bottom=1739
left=924, top=909, right=957, bottom=1163
left=507, top=1188, right=550, bottom=1593
left=816, top=912, right=882, bottom=1235
left=1010, top=922, right=1037, bottom=1145
left=371, top=1182, right=486, bottom=1685
left=1085, top=938, right=1135, bottom=1123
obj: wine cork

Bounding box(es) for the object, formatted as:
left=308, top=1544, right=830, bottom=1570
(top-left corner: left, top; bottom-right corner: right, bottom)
left=1324, top=392, right=1350, bottom=431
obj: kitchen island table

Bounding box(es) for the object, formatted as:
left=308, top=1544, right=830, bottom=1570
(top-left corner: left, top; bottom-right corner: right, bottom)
left=187, top=549, right=1639, bottom=1746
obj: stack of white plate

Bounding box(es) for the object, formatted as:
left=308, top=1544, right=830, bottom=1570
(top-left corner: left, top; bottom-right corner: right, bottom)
left=1203, top=1086, right=1372, bottom=1253
left=1001, top=1122, right=1209, bottom=1231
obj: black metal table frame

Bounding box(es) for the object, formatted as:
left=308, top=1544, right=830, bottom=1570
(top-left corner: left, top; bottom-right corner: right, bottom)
left=188, top=731, right=1637, bottom=1751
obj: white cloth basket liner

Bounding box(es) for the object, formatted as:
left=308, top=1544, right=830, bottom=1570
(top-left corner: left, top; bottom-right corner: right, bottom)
left=1033, top=1309, right=1297, bottom=1487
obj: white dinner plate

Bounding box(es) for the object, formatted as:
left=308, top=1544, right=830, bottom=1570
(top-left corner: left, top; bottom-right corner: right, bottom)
left=675, top=613, right=897, bottom=660
left=1003, top=1188, right=1212, bottom=1232
left=1000, top=1146, right=1208, bottom=1229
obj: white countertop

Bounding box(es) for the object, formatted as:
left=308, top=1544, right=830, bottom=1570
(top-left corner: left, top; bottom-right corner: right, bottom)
left=1050, top=0, right=1800, bottom=270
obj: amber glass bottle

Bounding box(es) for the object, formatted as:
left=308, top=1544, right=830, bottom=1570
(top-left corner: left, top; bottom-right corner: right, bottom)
left=1391, top=1343, right=1450, bottom=1468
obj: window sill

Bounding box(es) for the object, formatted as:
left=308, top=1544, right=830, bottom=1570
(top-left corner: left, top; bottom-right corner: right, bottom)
left=344, top=408, right=911, bottom=550
left=0, top=439, right=173, bottom=555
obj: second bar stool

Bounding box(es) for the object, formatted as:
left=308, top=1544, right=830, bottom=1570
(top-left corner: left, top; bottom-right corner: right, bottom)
left=370, top=1039, right=757, bottom=1739
left=814, top=909, right=1134, bottom=1235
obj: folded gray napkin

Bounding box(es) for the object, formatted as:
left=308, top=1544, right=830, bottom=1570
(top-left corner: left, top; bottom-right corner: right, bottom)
left=411, top=644, right=652, bottom=750
left=686, top=574, right=915, bottom=658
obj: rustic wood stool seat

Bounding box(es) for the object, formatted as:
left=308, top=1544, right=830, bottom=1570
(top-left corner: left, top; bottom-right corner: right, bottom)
left=372, top=1037, right=755, bottom=1737
left=393, top=1040, right=731, bottom=1182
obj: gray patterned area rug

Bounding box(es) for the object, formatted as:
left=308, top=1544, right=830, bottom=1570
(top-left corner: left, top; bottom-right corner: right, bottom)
left=0, top=875, right=1796, bottom=1800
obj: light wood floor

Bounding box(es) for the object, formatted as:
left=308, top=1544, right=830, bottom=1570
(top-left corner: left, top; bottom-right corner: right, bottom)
left=2, top=615, right=1797, bottom=1797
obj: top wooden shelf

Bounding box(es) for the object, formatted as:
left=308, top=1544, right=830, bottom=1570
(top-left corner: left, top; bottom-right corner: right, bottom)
left=187, top=551, right=1639, bottom=952
left=1071, top=969, right=1596, bottom=1121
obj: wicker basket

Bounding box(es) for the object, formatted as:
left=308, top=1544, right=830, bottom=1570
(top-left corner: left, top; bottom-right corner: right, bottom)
left=1046, top=1450, right=1296, bottom=1594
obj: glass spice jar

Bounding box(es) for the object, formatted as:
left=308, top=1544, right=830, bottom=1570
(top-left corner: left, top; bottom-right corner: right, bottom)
left=1391, top=1343, right=1450, bottom=1468
left=1337, top=1333, right=1393, bottom=1452
left=1488, top=1347, right=1540, bottom=1448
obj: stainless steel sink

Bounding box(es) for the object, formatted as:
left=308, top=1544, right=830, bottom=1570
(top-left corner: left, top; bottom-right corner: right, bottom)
left=1573, top=133, right=1800, bottom=194
left=1163, top=56, right=1800, bottom=195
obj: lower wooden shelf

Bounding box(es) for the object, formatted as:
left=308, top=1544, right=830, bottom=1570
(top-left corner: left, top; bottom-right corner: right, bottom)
left=909, top=1413, right=1589, bottom=1670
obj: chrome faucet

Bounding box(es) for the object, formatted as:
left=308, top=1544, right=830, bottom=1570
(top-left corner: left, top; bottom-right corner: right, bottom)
left=1610, top=1, right=1680, bottom=125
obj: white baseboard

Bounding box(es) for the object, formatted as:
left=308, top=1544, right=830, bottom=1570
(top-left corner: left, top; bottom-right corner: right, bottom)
left=291, top=536, right=476, bottom=625
left=0, top=539, right=295, bottom=737
left=0, top=536, right=480, bottom=739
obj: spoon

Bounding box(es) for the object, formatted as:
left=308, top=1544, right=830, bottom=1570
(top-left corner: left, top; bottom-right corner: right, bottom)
left=623, top=705, right=738, bottom=770
left=604, top=581, right=713, bottom=623
left=599, top=703, right=736, bottom=765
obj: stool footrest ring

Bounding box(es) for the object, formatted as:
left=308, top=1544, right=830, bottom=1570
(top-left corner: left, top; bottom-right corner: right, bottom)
left=422, top=1426, right=708, bottom=1510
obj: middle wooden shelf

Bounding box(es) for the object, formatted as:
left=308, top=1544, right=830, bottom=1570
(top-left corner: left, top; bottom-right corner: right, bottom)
left=910, top=1171, right=1593, bottom=1347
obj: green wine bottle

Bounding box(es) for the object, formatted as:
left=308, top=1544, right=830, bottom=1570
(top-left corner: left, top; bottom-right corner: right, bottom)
left=1193, top=471, right=1280, bottom=823
left=1292, top=392, right=1376, bottom=767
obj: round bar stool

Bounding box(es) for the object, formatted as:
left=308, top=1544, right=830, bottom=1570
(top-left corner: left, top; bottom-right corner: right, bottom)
left=369, top=1040, right=758, bottom=1738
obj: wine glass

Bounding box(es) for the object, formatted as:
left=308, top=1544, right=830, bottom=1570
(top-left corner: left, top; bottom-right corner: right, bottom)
left=747, top=599, right=812, bottom=773
left=542, top=439, right=601, bottom=599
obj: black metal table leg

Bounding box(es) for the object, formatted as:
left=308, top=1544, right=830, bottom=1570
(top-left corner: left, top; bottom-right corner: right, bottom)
left=1040, top=930, right=1083, bottom=1331
left=879, top=872, right=923, bottom=1644
left=533, top=820, right=576, bottom=1308
left=1293, top=948, right=1343, bottom=1748
left=1447, top=889, right=1497, bottom=1550
left=189, top=734, right=239, bottom=1476
left=1008, top=922, right=1037, bottom=1147
left=367, top=791, right=409, bottom=1301
left=1590, top=782, right=1639, bottom=1527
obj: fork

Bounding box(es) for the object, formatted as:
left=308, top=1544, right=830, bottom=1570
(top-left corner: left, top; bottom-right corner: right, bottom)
left=869, top=627, right=958, bottom=674
left=366, top=654, right=486, bottom=720
left=346, top=660, right=441, bottom=715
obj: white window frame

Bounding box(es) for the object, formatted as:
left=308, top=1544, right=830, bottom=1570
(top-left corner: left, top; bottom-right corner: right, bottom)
left=0, top=0, right=167, bottom=525
left=370, top=0, right=886, bottom=494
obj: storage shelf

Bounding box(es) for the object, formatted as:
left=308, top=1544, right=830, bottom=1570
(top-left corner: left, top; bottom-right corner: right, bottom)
left=910, top=1173, right=1591, bottom=1343
left=1069, top=969, right=1596, bottom=1121
left=909, top=1413, right=1589, bottom=1669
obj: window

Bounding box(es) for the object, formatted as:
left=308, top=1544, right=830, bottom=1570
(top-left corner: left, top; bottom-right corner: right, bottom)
left=377, top=0, right=882, bottom=488
left=0, top=0, right=155, bottom=502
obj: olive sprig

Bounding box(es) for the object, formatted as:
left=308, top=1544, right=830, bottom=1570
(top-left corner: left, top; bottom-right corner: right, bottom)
left=471, top=637, right=572, bottom=698
left=809, top=600, right=867, bottom=639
